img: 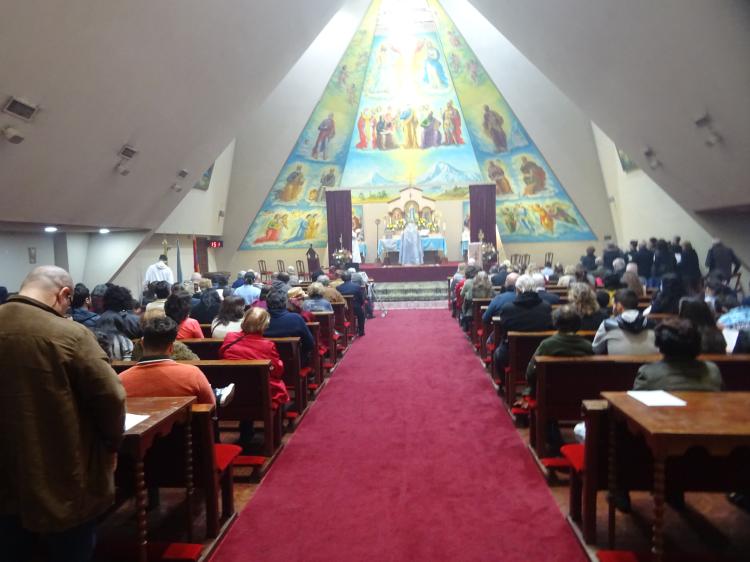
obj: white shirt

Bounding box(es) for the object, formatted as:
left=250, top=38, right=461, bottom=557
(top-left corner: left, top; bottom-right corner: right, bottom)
left=143, top=260, right=174, bottom=287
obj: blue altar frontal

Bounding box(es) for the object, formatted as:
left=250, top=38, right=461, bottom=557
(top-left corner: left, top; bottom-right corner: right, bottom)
left=377, top=236, right=447, bottom=258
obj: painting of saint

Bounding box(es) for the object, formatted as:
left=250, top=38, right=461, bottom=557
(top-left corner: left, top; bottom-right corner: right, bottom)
left=277, top=165, right=305, bottom=202
left=312, top=113, right=335, bottom=160
left=482, top=105, right=507, bottom=152
left=316, top=167, right=337, bottom=203
left=547, top=202, right=580, bottom=227
left=400, top=107, right=419, bottom=149
left=515, top=204, right=535, bottom=233
left=520, top=156, right=547, bottom=195
left=254, top=213, right=288, bottom=244
left=442, top=101, right=462, bottom=145
left=500, top=207, right=517, bottom=233
left=371, top=43, right=401, bottom=95
left=304, top=214, right=319, bottom=239
left=419, top=40, right=448, bottom=88
left=286, top=214, right=312, bottom=244
left=487, top=160, right=512, bottom=195
left=356, top=110, right=369, bottom=149
left=531, top=204, right=554, bottom=233
left=421, top=111, right=442, bottom=148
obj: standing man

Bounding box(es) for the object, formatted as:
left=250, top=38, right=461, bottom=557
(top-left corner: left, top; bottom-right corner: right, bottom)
left=0, top=266, right=126, bottom=561
left=705, top=239, right=741, bottom=281
left=143, top=254, right=174, bottom=288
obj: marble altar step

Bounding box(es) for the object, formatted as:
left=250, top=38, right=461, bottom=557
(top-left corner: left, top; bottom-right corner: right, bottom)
left=371, top=281, right=448, bottom=302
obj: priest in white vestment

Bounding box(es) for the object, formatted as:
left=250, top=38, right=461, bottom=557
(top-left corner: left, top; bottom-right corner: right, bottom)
left=351, top=229, right=362, bottom=265
left=399, top=222, right=423, bottom=265
left=143, top=254, right=174, bottom=288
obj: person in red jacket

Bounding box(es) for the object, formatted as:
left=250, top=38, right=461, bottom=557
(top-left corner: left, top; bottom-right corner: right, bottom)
left=220, top=307, right=289, bottom=451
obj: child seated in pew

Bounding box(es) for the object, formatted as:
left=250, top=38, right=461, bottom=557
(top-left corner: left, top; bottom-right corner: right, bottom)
left=220, top=307, right=289, bottom=451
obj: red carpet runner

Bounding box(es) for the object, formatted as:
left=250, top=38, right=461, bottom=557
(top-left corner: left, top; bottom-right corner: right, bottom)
left=211, top=310, right=586, bottom=561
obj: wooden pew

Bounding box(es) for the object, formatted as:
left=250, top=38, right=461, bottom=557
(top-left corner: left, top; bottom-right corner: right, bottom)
left=471, top=298, right=492, bottom=350
left=568, top=398, right=750, bottom=545
left=332, top=301, right=351, bottom=349
left=112, top=360, right=280, bottom=471
left=503, top=330, right=596, bottom=409
left=342, top=294, right=357, bottom=339
left=180, top=338, right=308, bottom=425
left=532, top=354, right=750, bottom=459
left=312, top=311, right=337, bottom=372
left=305, top=321, right=323, bottom=397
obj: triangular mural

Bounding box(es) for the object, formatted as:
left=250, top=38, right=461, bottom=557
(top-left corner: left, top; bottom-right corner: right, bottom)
left=240, top=0, right=594, bottom=250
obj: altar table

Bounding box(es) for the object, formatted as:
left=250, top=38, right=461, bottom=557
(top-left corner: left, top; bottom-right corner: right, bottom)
left=377, top=236, right=447, bottom=258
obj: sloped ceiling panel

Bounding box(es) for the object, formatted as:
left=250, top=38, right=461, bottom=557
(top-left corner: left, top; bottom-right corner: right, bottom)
left=0, top=0, right=344, bottom=229
left=466, top=0, right=750, bottom=213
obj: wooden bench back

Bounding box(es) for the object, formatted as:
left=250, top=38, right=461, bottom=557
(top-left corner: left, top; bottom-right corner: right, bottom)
left=533, top=354, right=750, bottom=457
left=311, top=311, right=336, bottom=365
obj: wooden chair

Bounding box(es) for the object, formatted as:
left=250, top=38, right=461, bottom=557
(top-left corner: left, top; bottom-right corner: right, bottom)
left=544, top=252, right=554, bottom=265
left=296, top=259, right=308, bottom=282
left=257, top=259, right=273, bottom=282
left=276, top=259, right=286, bottom=273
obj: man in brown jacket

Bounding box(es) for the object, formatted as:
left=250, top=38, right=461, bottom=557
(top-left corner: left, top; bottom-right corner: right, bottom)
left=317, top=274, right=347, bottom=308
left=0, top=266, right=126, bottom=561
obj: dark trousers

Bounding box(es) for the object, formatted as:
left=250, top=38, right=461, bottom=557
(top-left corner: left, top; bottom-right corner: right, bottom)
left=0, top=515, right=97, bottom=562
left=354, top=305, right=365, bottom=335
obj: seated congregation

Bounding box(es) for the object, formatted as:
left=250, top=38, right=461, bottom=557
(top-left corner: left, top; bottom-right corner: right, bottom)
left=449, top=236, right=750, bottom=555
left=0, top=261, right=373, bottom=560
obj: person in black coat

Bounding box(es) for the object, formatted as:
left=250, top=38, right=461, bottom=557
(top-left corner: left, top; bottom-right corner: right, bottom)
left=650, top=273, right=685, bottom=314
left=634, top=241, right=654, bottom=281
left=677, top=241, right=701, bottom=292
left=602, top=243, right=624, bottom=270
left=652, top=239, right=676, bottom=279
left=705, top=239, right=741, bottom=281
left=493, top=275, right=552, bottom=380
left=337, top=271, right=366, bottom=336
left=625, top=240, right=638, bottom=264
left=580, top=246, right=597, bottom=271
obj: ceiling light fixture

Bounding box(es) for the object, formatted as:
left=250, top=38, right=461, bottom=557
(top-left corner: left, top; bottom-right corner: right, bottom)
left=44, top=226, right=58, bottom=233
left=2, top=126, right=25, bottom=144
left=99, top=228, right=110, bottom=234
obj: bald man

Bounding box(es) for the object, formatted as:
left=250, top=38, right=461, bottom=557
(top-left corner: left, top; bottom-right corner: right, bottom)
left=0, top=266, right=126, bottom=561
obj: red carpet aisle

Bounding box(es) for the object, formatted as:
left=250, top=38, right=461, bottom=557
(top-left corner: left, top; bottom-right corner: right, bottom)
left=211, top=310, right=586, bottom=562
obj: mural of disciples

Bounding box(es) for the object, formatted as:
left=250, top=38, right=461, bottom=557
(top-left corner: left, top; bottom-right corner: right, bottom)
left=312, top=113, right=336, bottom=159
left=547, top=202, right=579, bottom=227
left=286, top=213, right=320, bottom=244
left=482, top=105, right=507, bottom=152
left=487, top=160, right=512, bottom=195
left=531, top=204, right=554, bottom=233
left=277, top=165, right=305, bottom=202
left=254, top=213, right=288, bottom=243
left=400, top=107, right=419, bottom=149
left=442, top=100, right=464, bottom=145
left=356, top=109, right=370, bottom=149
left=316, top=167, right=336, bottom=203
left=420, top=111, right=442, bottom=148
left=514, top=204, right=535, bottom=233
left=500, top=207, right=517, bottom=233
left=520, top=156, right=547, bottom=195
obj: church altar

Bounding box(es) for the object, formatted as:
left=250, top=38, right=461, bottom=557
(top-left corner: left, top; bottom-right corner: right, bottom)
left=377, top=235, right=447, bottom=264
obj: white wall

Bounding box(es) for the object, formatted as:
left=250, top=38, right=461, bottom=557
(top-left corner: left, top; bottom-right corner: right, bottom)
left=66, top=233, right=90, bottom=284
left=0, top=232, right=56, bottom=291
left=83, top=231, right=151, bottom=291
left=592, top=123, right=714, bottom=266
left=158, top=140, right=235, bottom=236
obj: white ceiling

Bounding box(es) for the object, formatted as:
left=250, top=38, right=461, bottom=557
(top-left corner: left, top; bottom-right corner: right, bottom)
left=0, top=0, right=345, bottom=230
left=467, top=0, right=750, bottom=214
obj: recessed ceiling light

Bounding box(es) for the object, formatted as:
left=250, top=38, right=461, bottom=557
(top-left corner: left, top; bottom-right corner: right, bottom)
left=44, top=226, right=58, bottom=233
left=99, top=228, right=110, bottom=234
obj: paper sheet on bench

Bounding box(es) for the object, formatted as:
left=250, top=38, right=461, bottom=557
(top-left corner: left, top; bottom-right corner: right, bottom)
left=124, top=413, right=149, bottom=431
left=627, top=390, right=686, bottom=407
